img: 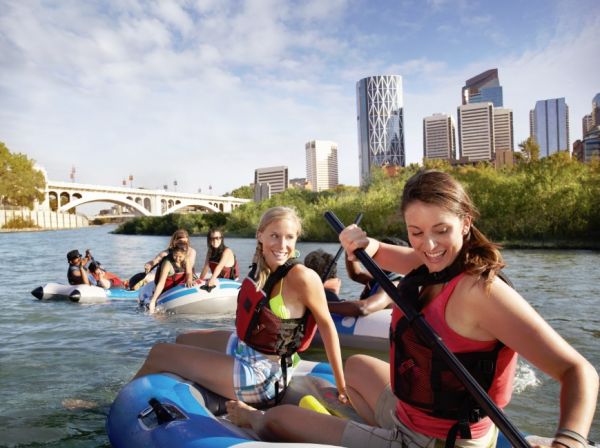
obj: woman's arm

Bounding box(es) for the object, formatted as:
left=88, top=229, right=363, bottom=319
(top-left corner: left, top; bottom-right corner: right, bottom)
left=290, top=266, right=347, bottom=401
left=185, top=247, right=197, bottom=287
left=145, top=250, right=168, bottom=273
left=344, top=253, right=372, bottom=285
left=208, top=248, right=235, bottom=287
left=328, top=283, right=395, bottom=317
left=466, top=279, right=598, bottom=439
left=148, top=261, right=171, bottom=314
left=199, top=252, right=211, bottom=280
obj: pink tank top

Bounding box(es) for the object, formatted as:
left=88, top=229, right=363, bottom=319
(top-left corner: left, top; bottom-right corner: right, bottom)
left=394, top=273, right=518, bottom=439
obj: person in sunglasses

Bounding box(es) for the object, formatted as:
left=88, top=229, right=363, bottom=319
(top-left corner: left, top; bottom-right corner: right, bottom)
left=199, top=228, right=239, bottom=288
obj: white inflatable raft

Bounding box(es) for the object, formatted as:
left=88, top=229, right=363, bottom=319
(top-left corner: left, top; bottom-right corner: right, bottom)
left=31, top=282, right=139, bottom=303
left=138, top=278, right=241, bottom=315
left=312, top=308, right=391, bottom=352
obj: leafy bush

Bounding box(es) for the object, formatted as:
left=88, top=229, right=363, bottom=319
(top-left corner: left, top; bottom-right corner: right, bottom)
left=2, top=216, right=39, bottom=229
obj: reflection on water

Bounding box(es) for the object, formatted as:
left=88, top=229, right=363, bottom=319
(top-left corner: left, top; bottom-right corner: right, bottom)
left=0, top=226, right=598, bottom=446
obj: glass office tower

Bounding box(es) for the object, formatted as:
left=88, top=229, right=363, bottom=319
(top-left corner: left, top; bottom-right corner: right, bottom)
left=462, top=69, right=503, bottom=108
left=530, top=98, right=570, bottom=157
left=356, top=75, right=405, bottom=185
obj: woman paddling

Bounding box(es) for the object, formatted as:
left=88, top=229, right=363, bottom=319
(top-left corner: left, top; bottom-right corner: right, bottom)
left=147, top=243, right=188, bottom=314
left=133, top=206, right=348, bottom=405
left=226, top=170, right=598, bottom=448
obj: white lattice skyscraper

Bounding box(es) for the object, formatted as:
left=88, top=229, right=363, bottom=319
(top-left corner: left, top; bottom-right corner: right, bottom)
left=356, top=75, right=405, bottom=185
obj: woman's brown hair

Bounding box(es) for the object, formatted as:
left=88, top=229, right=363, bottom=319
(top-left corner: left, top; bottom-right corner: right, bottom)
left=401, top=170, right=505, bottom=290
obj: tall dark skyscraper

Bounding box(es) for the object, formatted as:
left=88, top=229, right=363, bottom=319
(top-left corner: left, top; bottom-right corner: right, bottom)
left=356, top=75, right=405, bottom=185
left=462, top=69, right=503, bottom=107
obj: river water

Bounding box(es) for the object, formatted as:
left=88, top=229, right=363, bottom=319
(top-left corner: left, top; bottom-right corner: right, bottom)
left=0, top=225, right=598, bottom=447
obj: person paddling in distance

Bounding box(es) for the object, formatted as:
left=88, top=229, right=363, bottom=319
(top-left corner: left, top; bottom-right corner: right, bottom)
left=198, top=228, right=239, bottom=288
left=226, top=170, right=598, bottom=448
left=144, top=229, right=197, bottom=287
left=133, top=206, right=348, bottom=405
left=66, top=249, right=95, bottom=286
left=147, top=243, right=188, bottom=314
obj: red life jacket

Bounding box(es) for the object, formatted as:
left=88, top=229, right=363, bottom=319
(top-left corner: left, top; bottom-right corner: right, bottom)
left=235, top=260, right=317, bottom=358
left=163, top=271, right=186, bottom=291
left=389, top=270, right=514, bottom=448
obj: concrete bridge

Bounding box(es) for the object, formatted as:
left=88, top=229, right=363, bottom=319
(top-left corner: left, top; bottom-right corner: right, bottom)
left=42, top=181, right=251, bottom=216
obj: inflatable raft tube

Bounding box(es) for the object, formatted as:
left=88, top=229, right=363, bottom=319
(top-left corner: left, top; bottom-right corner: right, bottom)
left=31, top=282, right=139, bottom=303
left=107, top=360, right=360, bottom=448
left=311, top=308, right=391, bottom=353
left=138, top=279, right=241, bottom=315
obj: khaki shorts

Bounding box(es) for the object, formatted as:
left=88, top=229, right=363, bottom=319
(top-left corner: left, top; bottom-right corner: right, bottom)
left=341, top=385, right=498, bottom=448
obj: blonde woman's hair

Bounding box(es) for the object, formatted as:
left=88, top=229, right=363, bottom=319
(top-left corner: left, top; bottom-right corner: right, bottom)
left=253, top=206, right=302, bottom=290
left=169, top=229, right=189, bottom=249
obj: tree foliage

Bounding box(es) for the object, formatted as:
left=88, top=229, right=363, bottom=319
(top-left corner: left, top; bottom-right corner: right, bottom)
left=115, top=156, right=600, bottom=246
left=225, top=185, right=253, bottom=199
left=0, top=142, right=46, bottom=208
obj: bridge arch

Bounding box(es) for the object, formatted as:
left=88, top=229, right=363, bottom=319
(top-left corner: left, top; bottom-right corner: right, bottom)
left=165, top=201, right=220, bottom=215
left=58, top=196, right=152, bottom=216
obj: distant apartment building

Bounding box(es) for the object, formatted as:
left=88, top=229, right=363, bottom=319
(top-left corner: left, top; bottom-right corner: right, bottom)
left=305, top=140, right=339, bottom=192
left=582, top=127, right=600, bottom=162
left=530, top=98, right=570, bottom=157
left=583, top=114, right=594, bottom=137
left=289, top=177, right=309, bottom=189
left=457, top=102, right=494, bottom=162
left=356, top=75, right=405, bottom=185
left=423, top=113, right=456, bottom=160
left=462, top=69, right=503, bottom=107
left=254, top=166, right=288, bottom=201
left=572, top=139, right=584, bottom=162
left=493, top=108, right=514, bottom=152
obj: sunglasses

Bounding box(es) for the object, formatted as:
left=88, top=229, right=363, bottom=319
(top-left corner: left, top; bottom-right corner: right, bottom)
left=210, top=236, right=222, bottom=241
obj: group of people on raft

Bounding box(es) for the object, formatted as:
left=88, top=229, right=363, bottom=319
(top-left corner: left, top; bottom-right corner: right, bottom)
left=129, top=170, right=597, bottom=448
left=65, top=227, right=240, bottom=313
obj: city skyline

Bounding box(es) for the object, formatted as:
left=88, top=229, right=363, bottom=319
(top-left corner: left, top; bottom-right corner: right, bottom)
left=1, top=0, right=598, bottom=198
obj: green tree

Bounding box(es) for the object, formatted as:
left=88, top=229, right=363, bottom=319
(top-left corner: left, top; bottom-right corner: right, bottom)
left=0, top=142, right=46, bottom=208
left=517, top=137, right=540, bottom=162
left=225, top=185, right=254, bottom=199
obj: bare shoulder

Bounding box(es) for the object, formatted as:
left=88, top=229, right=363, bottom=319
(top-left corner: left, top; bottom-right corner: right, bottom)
left=287, top=263, right=319, bottom=285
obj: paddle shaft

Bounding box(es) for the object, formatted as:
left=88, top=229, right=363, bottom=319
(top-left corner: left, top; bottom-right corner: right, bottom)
left=324, top=211, right=529, bottom=448
left=320, top=213, right=364, bottom=282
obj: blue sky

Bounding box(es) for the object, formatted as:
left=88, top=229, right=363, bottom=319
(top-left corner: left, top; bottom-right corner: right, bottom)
left=1, top=0, right=598, bottom=200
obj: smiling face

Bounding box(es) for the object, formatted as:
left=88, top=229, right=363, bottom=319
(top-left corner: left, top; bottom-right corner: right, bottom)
left=404, top=200, right=471, bottom=273
left=171, top=250, right=186, bottom=266
left=257, top=218, right=299, bottom=271
left=208, top=231, right=223, bottom=249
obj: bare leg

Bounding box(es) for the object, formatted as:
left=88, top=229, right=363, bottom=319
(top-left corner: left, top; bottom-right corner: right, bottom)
left=226, top=401, right=348, bottom=444
left=175, top=329, right=232, bottom=350
left=132, top=342, right=237, bottom=398
left=344, top=354, right=390, bottom=425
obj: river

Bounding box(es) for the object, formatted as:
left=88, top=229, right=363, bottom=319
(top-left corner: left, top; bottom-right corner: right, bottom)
left=0, top=225, right=598, bottom=447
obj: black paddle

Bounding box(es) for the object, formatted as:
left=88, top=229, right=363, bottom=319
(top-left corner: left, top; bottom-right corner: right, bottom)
left=324, top=211, right=529, bottom=448
left=320, top=212, right=363, bottom=282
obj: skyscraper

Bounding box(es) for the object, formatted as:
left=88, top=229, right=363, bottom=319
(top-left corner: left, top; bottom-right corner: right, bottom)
left=591, top=93, right=600, bottom=128
left=423, top=113, right=456, bottom=160
left=457, top=102, right=494, bottom=161
left=254, top=166, right=288, bottom=201
left=583, top=114, right=594, bottom=137
left=530, top=98, right=570, bottom=157
left=493, top=108, right=514, bottom=152
left=356, top=75, right=405, bottom=185
left=462, top=69, right=503, bottom=107
left=305, top=140, right=339, bottom=192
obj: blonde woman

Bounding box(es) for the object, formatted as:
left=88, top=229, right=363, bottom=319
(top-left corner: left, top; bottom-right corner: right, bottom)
left=133, top=207, right=347, bottom=405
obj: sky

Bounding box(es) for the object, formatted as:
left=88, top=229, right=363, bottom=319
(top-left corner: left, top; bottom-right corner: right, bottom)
left=1, top=0, right=599, bottom=199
